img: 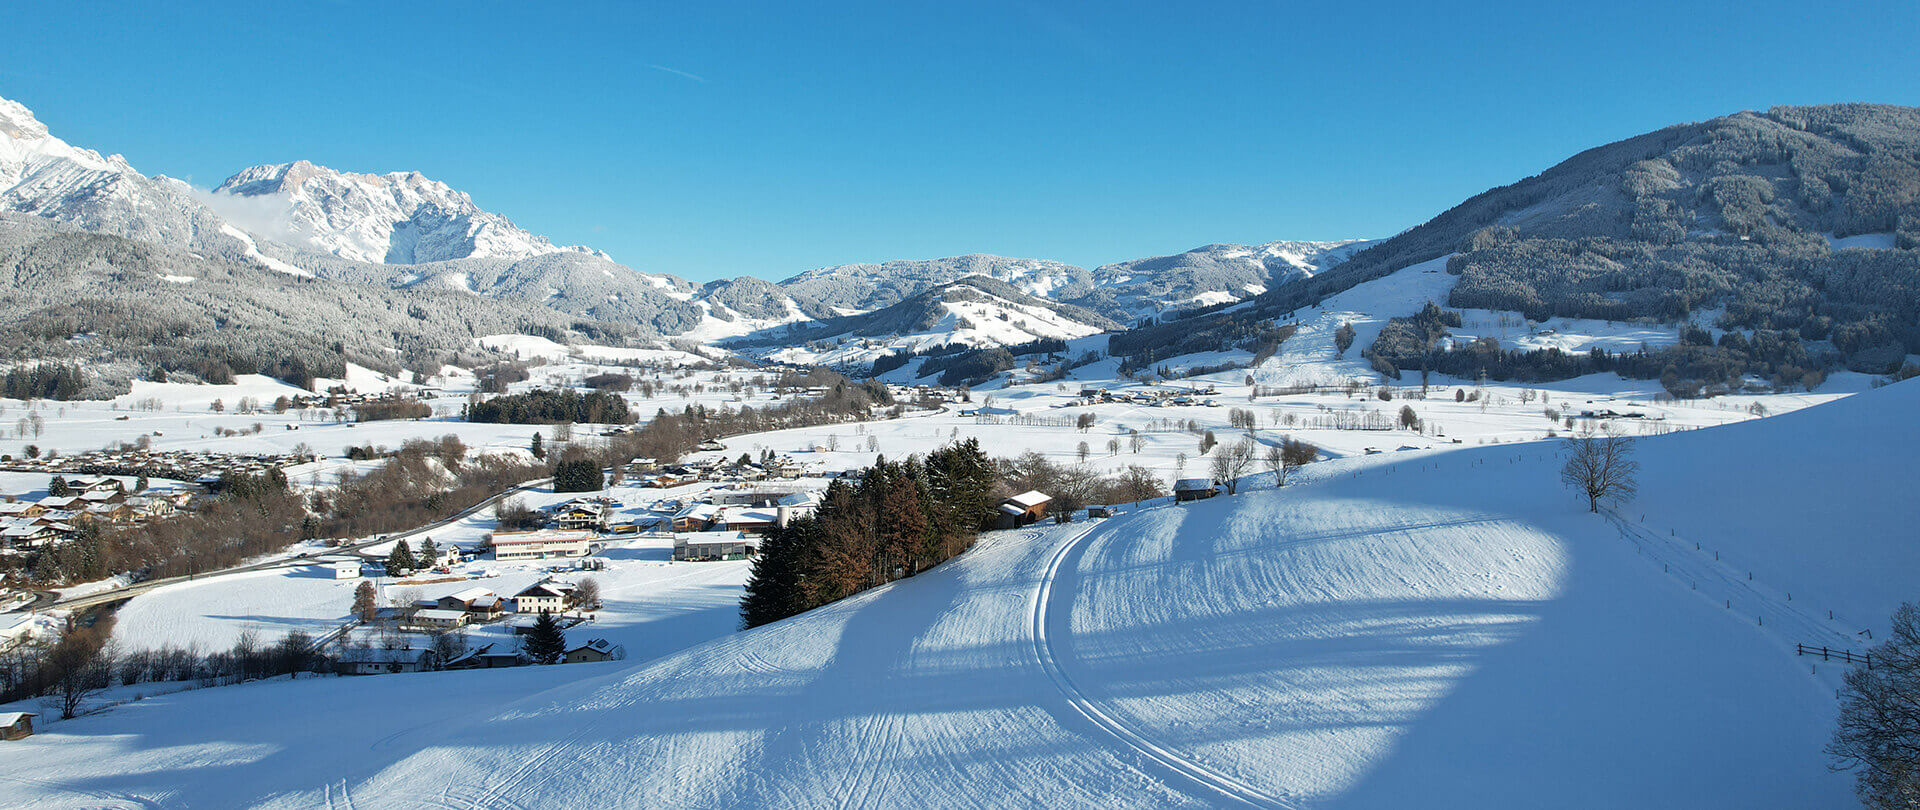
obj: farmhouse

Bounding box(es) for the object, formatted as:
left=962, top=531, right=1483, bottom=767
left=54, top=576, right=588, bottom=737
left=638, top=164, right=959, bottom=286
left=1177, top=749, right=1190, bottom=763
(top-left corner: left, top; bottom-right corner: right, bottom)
left=446, top=643, right=527, bottom=670
left=438, top=588, right=507, bottom=620
left=565, top=638, right=621, bottom=664
left=0, top=712, right=36, bottom=740
left=512, top=581, right=573, bottom=614
left=995, top=490, right=1051, bottom=529
left=1174, top=478, right=1218, bottom=502
left=408, top=608, right=470, bottom=631
left=490, top=529, right=595, bottom=561
left=335, top=647, right=440, bottom=675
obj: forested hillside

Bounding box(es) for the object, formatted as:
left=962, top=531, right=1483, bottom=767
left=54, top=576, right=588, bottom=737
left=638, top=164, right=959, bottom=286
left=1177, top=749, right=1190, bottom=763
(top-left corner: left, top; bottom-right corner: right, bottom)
left=0, top=215, right=595, bottom=395
left=1116, top=103, right=1920, bottom=388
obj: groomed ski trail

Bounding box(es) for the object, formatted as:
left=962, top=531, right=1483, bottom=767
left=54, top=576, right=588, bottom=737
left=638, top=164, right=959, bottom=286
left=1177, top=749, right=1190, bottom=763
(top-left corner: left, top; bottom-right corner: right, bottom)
left=1031, top=518, right=1298, bottom=810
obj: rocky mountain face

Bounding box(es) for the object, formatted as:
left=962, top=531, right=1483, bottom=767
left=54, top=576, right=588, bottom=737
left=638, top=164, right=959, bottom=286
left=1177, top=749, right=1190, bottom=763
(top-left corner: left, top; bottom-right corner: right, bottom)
left=778, top=254, right=1096, bottom=313
left=0, top=95, right=252, bottom=262
left=0, top=90, right=1394, bottom=371
left=213, top=160, right=605, bottom=265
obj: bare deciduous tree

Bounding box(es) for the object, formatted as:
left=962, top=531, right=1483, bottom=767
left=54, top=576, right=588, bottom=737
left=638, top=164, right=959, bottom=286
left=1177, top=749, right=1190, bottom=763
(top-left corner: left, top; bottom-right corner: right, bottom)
left=1830, top=602, right=1920, bottom=807
left=1560, top=428, right=1638, bottom=512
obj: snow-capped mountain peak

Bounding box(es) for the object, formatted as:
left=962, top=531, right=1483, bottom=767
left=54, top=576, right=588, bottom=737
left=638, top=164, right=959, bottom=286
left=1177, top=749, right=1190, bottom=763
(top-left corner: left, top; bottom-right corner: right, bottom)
left=213, top=159, right=606, bottom=265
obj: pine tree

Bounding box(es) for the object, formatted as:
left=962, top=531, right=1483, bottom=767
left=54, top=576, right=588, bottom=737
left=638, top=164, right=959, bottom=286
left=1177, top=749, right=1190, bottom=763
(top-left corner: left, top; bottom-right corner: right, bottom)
left=351, top=580, right=378, bottom=621
left=741, top=516, right=818, bottom=628
left=529, top=432, right=545, bottom=460
left=419, top=537, right=439, bottom=568
left=522, top=610, right=567, bottom=664
left=48, top=475, right=71, bottom=497
left=386, top=541, right=416, bottom=575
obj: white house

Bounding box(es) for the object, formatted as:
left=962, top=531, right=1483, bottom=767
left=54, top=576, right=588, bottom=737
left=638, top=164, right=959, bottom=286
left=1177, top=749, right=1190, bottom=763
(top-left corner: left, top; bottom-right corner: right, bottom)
left=328, top=561, right=362, bottom=579
left=512, top=580, right=573, bottom=614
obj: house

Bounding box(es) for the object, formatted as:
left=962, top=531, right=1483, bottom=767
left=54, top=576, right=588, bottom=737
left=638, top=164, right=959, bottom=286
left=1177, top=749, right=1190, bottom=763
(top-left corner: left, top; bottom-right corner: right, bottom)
left=628, top=458, right=659, bottom=473
left=995, top=490, right=1051, bottom=529
left=67, top=477, right=125, bottom=495
left=0, top=712, right=36, bottom=741
left=670, top=503, right=722, bottom=533
left=335, top=647, right=440, bottom=675
left=697, top=439, right=727, bottom=452
left=0, top=502, right=45, bottom=519
left=408, top=608, right=470, bottom=631
left=673, top=532, right=760, bottom=561
left=446, top=643, right=526, bottom=670
left=82, top=502, right=134, bottom=524
left=716, top=507, right=780, bottom=535
left=124, top=496, right=176, bottom=520
left=0, top=613, right=37, bottom=650
left=1174, top=478, right=1218, bottom=502
left=710, top=483, right=816, bottom=507
left=78, top=488, right=126, bottom=506
left=552, top=500, right=610, bottom=532
left=489, top=529, right=595, bottom=561
left=438, top=588, right=507, bottom=620
left=511, top=581, right=573, bottom=614
left=328, top=561, right=362, bottom=579
left=564, top=638, right=622, bottom=664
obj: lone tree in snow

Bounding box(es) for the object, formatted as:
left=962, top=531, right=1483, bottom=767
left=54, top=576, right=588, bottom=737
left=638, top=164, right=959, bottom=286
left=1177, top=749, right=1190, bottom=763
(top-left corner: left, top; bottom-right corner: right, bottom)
left=1830, top=602, right=1920, bottom=807
left=523, top=610, right=567, bottom=665
left=1210, top=438, right=1256, bottom=494
left=1560, top=428, right=1638, bottom=512
left=351, top=580, right=378, bottom=621
left=572, top=577, right=602, bottom=611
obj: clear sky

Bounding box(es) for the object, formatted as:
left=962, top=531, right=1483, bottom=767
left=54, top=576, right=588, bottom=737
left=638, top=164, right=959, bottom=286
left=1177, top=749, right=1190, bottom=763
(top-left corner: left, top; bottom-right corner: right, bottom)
left=6, top=1, right=1917, bottom=282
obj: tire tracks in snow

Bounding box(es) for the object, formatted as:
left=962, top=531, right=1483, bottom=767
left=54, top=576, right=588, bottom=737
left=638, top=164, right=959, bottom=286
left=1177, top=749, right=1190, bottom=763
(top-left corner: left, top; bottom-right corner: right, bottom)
left=1029, top=519, right=1298, bottom=810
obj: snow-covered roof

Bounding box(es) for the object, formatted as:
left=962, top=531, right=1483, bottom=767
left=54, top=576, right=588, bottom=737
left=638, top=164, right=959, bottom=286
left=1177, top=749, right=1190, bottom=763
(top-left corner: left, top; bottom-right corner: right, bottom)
left=1006, top=490, right=1051, bottom=508
left=491, top=529, right=595, bottom=546
left=338, top=648, right=432, bottom=664
left=1174, top=478, right=1215, bottom=491
left=446, top=587, right=495, bottom=603
left=413, top=609, right=468, bottom=621
left=0, top=711, right=35, bottom=725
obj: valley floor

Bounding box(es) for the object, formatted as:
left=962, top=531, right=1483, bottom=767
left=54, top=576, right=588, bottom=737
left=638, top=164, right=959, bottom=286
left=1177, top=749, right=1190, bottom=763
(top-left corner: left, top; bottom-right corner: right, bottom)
left=8, top=380, right=1910, bottom=808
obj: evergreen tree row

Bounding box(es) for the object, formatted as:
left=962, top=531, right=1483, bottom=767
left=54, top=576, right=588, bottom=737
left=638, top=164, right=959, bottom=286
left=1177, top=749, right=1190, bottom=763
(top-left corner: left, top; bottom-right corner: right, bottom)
left=464, top=388, right=634, bottom=425
left=740, top=439, right=997, bottom=629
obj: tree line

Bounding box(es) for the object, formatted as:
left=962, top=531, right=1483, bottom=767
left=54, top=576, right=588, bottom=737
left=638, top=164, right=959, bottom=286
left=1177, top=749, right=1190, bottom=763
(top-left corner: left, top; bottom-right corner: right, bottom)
left=740, top=440, right=997, bottom=629
left=465, top=388, right=634, bottom=425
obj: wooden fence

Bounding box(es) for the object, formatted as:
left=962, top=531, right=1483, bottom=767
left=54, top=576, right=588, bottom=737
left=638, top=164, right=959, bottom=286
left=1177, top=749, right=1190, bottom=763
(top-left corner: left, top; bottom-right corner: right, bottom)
left=1798, top=643, right=1871, bottom=669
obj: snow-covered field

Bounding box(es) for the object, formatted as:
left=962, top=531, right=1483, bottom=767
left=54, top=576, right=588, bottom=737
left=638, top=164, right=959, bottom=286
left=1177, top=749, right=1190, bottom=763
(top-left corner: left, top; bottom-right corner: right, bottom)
left=5, top=372, right=1912, bottom=807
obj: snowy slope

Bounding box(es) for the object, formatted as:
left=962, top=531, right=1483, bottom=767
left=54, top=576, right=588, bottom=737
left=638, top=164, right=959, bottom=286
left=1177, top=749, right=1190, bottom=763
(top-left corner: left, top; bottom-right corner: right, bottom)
left=1084, top=239, right=1374, bottom=320
left=754, top=276, right=1120, bottom=368
left=8, top=380, right=1909, bottom=807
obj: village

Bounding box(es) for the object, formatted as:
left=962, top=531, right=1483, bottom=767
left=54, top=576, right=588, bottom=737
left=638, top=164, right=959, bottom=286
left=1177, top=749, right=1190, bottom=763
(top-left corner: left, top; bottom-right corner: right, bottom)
left=0, top=320, right=1866, bottom=744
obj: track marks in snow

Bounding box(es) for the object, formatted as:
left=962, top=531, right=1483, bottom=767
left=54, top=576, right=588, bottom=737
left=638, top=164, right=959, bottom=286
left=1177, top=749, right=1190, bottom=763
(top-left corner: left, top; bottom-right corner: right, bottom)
left=1031, top=519, right=1299, bottom=809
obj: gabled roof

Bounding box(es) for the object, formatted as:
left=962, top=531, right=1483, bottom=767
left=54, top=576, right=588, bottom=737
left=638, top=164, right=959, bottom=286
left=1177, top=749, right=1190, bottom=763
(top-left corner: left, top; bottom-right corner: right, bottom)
left=0, top=711, right=36, bottom=725
left=1006, top=490, right=1051, bottom=508
left=446, top=587, right=495, bottom=603
left=1174, top=478, right=1215, bottom=490
left=514, top=582, right=570, bottom=599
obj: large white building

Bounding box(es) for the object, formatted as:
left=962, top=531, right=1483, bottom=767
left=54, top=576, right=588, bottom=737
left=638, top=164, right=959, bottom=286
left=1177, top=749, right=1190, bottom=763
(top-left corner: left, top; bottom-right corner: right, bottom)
left=490, top=529, right=595, bottom=561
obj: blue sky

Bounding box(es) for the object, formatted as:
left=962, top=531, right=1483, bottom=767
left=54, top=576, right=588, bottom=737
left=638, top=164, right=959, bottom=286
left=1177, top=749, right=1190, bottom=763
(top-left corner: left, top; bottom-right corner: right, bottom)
left=6, top=1, right=1917, bottom=282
